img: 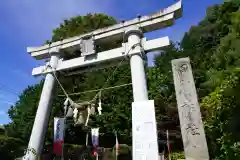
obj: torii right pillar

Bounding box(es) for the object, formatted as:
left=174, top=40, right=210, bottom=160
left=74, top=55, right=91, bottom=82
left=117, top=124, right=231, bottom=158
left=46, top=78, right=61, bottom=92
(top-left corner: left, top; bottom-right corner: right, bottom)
left=172, top=57, right=209, bottom=160
left=125, top=27, right=159, bottom=160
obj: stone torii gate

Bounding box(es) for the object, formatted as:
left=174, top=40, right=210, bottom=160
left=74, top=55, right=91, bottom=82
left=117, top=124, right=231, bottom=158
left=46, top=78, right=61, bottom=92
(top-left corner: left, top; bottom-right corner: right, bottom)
left=24, top=1, right=182, bottom=160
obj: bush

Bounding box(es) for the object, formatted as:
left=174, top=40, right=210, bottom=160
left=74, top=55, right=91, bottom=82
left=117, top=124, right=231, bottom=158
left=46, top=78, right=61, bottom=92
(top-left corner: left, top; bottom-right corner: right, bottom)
left=170, top=152, right=185, bottom=160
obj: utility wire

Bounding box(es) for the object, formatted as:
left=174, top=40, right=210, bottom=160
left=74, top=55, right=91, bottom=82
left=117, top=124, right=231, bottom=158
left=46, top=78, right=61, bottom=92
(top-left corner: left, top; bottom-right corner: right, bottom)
left=0, top=88, right=18, bottom=97
left=89, top=42, right=136, bottom=103
left=0, top=83, right=19, bottom=96
left=58, top=83, right=132, bottom=97
left=0, top=98, right=15, bottom=105
left=90, top=59, right=125, bottom=102
left=46, top=37, right=143, bottom=104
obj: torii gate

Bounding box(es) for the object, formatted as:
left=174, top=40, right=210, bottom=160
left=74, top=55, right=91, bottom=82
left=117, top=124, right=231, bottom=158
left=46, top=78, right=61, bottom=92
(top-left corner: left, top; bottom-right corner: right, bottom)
left=24, top=1, right=182, bottom=159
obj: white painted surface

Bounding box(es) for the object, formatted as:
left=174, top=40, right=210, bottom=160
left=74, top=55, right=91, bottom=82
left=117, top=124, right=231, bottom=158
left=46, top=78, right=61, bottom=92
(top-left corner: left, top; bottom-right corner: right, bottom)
left=53, top=118, right=66, bottom=143
left=27, top=1, right=182, bottom=59
left=126, top=27, right=158, bottom=160
left=128, top=31, right=148, bottom=101
left=32, top=37, right=170, bottom=76
left=132, top=100, right=159, bottom=160
left=172, top=57, right=209, bottom=160
left=23, top=55, right=59, bottom=160
left=24, top=1, right=184, bottom=160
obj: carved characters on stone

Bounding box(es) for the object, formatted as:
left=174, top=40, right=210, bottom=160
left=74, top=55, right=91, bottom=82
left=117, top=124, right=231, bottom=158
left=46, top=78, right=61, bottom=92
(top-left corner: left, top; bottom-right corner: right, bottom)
left=172, top=57, right=209, bottom=159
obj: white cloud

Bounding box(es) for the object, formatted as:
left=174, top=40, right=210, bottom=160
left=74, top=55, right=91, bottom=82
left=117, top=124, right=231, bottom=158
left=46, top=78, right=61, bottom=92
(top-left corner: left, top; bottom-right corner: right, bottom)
left=10, top=68, right=40, bottom=85
left=0, top=110, right=6, bottom=116
left=0, top=98, right=15, bottom=106
left=0, top=109, right=9, bottom=124
left=2, top=0, right=179, bottom=45
left=3, top=0, right=114, bottom=43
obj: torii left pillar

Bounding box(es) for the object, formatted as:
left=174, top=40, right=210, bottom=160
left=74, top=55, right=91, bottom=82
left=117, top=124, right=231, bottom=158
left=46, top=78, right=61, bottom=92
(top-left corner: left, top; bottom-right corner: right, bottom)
left=23, top=53, right=60, bottom=160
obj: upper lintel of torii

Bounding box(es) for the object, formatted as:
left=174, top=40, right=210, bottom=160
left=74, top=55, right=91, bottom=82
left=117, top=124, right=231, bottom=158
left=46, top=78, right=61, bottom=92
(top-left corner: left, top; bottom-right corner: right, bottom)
left=27, top=0, right=182, bottom=60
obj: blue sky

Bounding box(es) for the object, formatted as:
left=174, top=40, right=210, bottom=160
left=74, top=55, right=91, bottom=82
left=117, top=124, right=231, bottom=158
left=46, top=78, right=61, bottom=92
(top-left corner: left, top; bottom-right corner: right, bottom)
left=0, top=0, right=222, bottom=124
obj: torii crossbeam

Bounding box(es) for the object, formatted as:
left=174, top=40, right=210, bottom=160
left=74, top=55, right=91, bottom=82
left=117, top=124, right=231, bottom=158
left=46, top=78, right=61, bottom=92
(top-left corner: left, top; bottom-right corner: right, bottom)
left=23, top=1, right=182, bottom=160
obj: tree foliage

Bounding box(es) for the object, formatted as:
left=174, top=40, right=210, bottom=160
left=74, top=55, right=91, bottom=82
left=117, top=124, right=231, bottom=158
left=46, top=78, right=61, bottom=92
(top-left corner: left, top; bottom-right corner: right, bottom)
left=3, top=1, right=240, bottom=159
left=4, top=13, right=124, bottom=159
left=6, top=82, right=43, bottom=142
left=152, top=1, right=240, bottom=159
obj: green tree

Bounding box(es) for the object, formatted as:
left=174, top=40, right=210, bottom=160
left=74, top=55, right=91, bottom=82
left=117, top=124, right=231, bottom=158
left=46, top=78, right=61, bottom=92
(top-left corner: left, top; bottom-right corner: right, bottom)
left=0, top=136, right=24, bottom=160
left=151, top=1, right=240, bottom=158
left=5, top=13, right=133, bottom=159
left=48, top=13, right=133, bottom=146
left=6, top=82, right=43, bottom=142
left=5, top=1, right=240, bottom=159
